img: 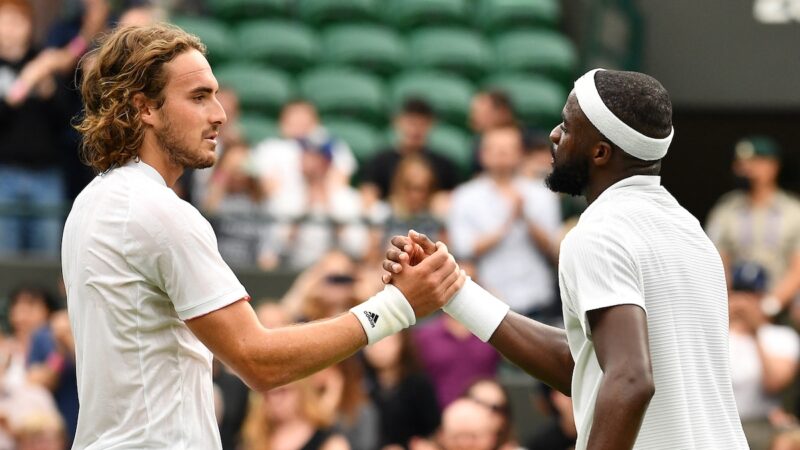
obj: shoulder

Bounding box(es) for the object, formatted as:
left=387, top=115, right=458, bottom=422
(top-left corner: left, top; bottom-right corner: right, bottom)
left=710, top=190, right=747, bottom=213
left=127, top=184, right=211, bottom=246
left=560, top=223, right=630, bottom=262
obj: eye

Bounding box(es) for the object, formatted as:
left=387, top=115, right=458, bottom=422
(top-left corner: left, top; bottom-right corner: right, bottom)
left=560, top=123, right=567, bottom=133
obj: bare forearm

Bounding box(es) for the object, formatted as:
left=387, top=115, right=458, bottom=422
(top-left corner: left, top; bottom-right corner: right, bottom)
left=489, top=312, right=574, bottom=395
left=587, top=374, right=654, bottom=450
left=213, top=313, right=366, bottom=392
left=473, top=229, right=507, bottom=257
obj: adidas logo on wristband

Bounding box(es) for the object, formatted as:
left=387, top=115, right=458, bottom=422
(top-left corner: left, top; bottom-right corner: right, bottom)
left=363, top=311, right=380, bottom=328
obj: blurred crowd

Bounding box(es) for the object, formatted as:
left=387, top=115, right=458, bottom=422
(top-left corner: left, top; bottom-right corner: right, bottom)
left=2, top=0, right=800, bottom=449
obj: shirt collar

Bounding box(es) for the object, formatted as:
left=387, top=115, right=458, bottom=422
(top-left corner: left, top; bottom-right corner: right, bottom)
left=124, top=159, right=167, bottom=186
left=584, top=175, right=661, bottom=213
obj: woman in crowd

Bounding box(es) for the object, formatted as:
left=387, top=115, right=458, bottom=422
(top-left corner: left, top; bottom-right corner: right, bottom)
left=464, top=379, right=520, bottom=450
left=363, top=331, right=440, bottom=449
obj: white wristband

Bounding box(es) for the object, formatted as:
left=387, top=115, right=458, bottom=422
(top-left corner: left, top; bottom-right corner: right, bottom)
left=443, top=278, right=510, bottom=342
left=351, top=284, right=416, bottom=345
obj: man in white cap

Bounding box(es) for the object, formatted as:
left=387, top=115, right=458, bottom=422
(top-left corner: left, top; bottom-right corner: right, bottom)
left=383, top=69, right=748, bottom=449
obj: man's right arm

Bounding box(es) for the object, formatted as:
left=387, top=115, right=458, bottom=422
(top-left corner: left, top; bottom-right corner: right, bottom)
left=489, top=313, right=574, bottom=395
left=385, top=232, right=575, bottom=395
left=187, top=243, right=465, bottom=393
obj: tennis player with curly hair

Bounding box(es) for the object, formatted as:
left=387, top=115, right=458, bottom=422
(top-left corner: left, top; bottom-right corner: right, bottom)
left=63, top=23, right=465, bottom=449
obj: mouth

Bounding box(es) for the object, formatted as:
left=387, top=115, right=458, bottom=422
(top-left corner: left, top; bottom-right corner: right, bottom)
left=203, top=132, right=218, bottom=145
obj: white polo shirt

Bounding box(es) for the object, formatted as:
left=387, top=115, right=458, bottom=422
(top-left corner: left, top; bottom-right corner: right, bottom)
left=62, top=160, right=248, bottom=449
left=559, top=176, right=747, bottom=450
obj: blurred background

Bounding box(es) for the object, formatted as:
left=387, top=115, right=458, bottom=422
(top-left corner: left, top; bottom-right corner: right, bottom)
left=1, top=0, right=800, bottom=449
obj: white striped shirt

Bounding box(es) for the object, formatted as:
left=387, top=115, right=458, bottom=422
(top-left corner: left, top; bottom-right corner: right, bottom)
left=559, top=175, right=747, bottom=450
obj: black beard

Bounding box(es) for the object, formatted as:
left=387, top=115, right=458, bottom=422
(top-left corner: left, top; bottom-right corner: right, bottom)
left=545, top=151, right=590, bottom=197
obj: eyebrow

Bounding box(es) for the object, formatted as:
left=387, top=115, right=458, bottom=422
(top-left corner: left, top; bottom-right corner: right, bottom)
left=188, top=86, right=215, bottom=95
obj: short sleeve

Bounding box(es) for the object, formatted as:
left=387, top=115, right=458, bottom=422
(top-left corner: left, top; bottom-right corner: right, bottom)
left=126, top=197, right=249, bottom=320
left=447, top=186, right=480, bottom=260
left=559, top=228, right=645, bottom=337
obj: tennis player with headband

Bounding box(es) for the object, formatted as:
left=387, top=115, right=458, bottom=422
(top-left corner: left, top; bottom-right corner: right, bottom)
left=384, top=69, right=748, bottom=450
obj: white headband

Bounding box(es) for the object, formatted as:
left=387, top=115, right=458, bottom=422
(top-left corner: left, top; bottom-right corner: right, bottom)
left=573, top=68, right=673, bottom=161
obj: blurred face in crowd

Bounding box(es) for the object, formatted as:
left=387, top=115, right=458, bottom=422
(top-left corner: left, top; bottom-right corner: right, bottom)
left=546, top=95, right=593, bottom=196
left=479, top=127, right=523, bottom=178
left=364, top=332, right=403, bottom=371
left=313, top=251, right=357, bottom=313
left=300, top=148, right=331, bottom=181
left=467, top=380, right=510, bottom=440
left=263, top=381, right=303, bottom=424
left=395, top=112, right=434, bottom=153
left=144, top=49, right=226, bottom=170
left=0, top=2, right=32, bottom=61
left=280, top=102, right=319, bottom=139
left=9, top=290, right=50, bottom=337
left=734, top=156, right=780, bottom=189
left=470, top=94, right=495, bottom=133
left=439, top=399, right=496, bottom=450
left=393, top=159, right=435, bottom=214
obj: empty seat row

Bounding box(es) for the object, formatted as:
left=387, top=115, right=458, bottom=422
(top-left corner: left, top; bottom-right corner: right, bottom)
left=221, top=65, right=566, bottom=130
left=205, top=0, right=560, bottom=30
left=171, top=18, right=578, bottom=82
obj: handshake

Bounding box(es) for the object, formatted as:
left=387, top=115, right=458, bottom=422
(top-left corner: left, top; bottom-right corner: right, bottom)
left=350, top=230, right=510, bottom=345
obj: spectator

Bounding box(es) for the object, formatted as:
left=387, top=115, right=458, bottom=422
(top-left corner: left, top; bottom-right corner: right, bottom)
left=437, top=398, right=496, bottom=450
left=213, top=358, right=249, bottom=450
left=0, top=0, right=73, bottom=257
left=2, top=285, right=57, bottom=387
left=413, top=314, right=500, bottom=410
left=27, top=306, right=79, bottom=446
left=706, top=136, right=800, bottom=319
left=527, top=385, right=578, bottom=450
left=240, top=377, right=349, bottom=450
left=449, top=126, right=561, bottom=318
left=310, top=358, right=380, bottom=450
left=252, top=100, right=357, bottom=194
left=202, top=142, right=269, bottom=268
left=281, top=250, right=361, bottom=321
left=464, top=379, right=519, bottom=450
left=728, top=263, right=800, bottom=450
left=469, top=90, right=517, bottom=174
left=369, top=156, right=445, bottom=262
left=363, top=331, right=440, bottom=449
left=14, top=408, right=65, bottom=450
left=359, top=98, right=461, bottom=205
left=266, top=135, right=368, bottom=270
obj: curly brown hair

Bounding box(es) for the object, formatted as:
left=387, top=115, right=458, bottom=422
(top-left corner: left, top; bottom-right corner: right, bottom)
left=74, top=23, right=205, bottom=173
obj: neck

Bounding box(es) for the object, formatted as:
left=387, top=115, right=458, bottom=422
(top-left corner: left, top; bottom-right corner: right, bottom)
left=586, top=171, right=650, bottom=205
left=749, top=183, right=776, bottom=206
left=138, top=134, right=183, bottom=186
left=490, top=172, right=515, bottom=185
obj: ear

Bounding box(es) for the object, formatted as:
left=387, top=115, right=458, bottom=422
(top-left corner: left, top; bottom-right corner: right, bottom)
left=591, top=141, right=613, bottom=167
left=132, top=92, right=159, bottom=127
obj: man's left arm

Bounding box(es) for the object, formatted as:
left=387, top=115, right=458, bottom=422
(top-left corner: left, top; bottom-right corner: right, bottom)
left=585, top=304, right=655, bottom=450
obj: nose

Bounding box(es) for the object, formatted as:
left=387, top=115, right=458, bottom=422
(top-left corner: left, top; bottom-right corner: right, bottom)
left=211, top=95, right=227, bottom=126
left=550, top=124, right=562, bottom=145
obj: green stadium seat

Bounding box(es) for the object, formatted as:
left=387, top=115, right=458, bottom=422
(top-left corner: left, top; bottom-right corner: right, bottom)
left=206, top=0, right=287, bottom=22
left=391, top=71, right=475, bottom=126
left=494, top=30, right=579, bottom=83
left=321, top=24, right=406, bottom=77
left=214, top=64, right=294, bottom=115
left=297, top=0, right=378, bottom=25
left=299, top=67, right=386, bottom=123
left=171, top=17, right=233, bottom=64
left=408, top=27, right=492, bottom=80
left=383, top=0, right=468, bottom=28
left=484, top=74, right=567, bottom=128
left=238, top=114, right=279, bottom=145
left=325, top=119, right=383, bottom=163
left=427, top=124, right=472, bottom=176
left=474, top=0, right=560, bottom=30
left=235, top=20, right=319, bottom=72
